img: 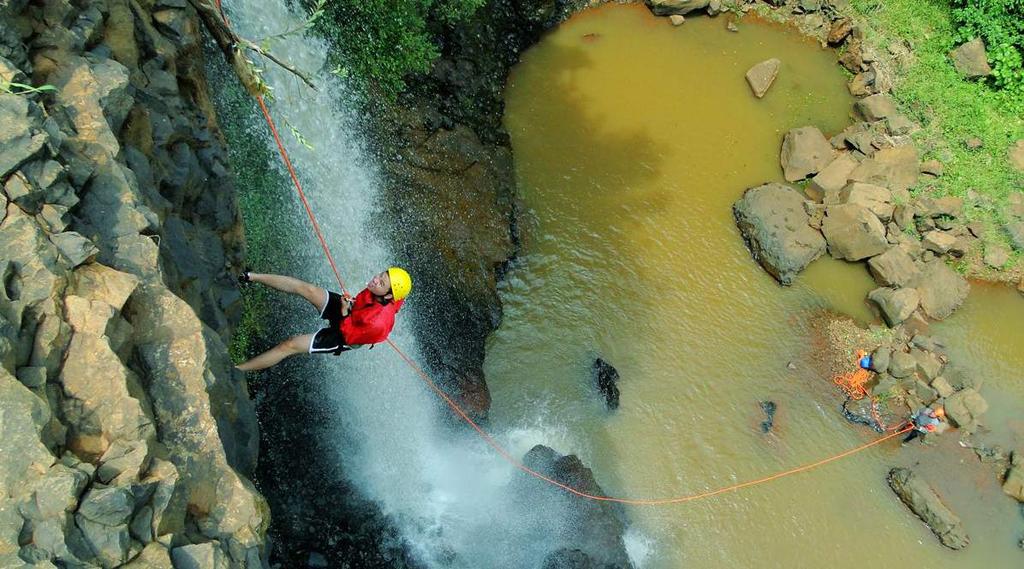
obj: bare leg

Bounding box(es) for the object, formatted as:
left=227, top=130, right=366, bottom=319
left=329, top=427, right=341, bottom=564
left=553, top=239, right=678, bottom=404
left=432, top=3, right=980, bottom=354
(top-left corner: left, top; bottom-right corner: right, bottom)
left=236, top=334, right=314, bottom=372
left=249, top=273, right=327, bottom=311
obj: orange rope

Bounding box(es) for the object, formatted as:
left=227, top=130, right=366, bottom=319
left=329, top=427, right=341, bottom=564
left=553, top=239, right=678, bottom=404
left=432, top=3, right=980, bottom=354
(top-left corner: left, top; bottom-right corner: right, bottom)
left=215, top=0, right=911, bottom=505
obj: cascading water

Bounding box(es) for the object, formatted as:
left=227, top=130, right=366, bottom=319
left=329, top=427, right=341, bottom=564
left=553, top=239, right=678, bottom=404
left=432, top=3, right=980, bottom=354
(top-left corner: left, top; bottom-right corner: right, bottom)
left=216, top=1, right=621, bottom=567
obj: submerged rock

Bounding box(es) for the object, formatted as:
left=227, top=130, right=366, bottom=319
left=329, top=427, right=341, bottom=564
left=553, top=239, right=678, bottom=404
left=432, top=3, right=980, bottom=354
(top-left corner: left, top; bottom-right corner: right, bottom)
left=888, top=468, right=970, bottom=550
left=733, top=183, right=826, bottom=285
left=760, top=400, right=777, bottom=433
left=593, top=357, right=621, bottom=410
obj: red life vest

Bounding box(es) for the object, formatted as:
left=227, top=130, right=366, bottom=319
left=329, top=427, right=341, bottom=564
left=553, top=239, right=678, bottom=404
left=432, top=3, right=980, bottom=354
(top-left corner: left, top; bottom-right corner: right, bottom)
left=339, top=288, right=403, bottom=346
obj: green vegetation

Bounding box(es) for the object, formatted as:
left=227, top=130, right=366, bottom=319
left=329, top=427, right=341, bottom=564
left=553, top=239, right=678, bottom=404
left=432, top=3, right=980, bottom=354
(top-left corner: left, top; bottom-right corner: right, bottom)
left=951, top=0, right=1024, bottom=97
left=849, top=0, right=1024, bottom=261
left=0, top=81, right=56, bottom=95
left=300, top=0, right=485, bottom=98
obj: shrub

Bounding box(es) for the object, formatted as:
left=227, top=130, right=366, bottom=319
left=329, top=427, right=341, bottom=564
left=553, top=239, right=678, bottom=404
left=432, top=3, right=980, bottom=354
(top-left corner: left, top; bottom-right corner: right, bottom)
left=950, top=0, right=1024, bottom=96
left=302, top=0, right=485, bottom=98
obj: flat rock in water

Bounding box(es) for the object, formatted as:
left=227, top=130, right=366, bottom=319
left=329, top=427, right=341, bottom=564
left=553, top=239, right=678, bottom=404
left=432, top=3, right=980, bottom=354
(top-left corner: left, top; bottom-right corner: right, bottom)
left=888, top=468, right=970, bottom=550
left=780, top=126, right=835, bottom=182
left=733, top=183, right=826, bottom=285
left=949, top=38, right=992, bottom=79
left=745, top=58, right=780, bottom=98
left=868, top=287, right=919, bottom=326
left=821, top=203, right=889, bottom=261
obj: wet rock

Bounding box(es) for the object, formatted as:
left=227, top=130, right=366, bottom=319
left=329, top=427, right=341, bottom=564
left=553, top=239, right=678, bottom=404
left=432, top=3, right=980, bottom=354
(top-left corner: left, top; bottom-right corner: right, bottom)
left=809, top=153, right=858, bottom=201
left=0, top=93, right=48, bottom=178
left=780, top=126, right=835, bottom=182
left=855, top=94, right=898, bottom=122
left=646, top=0, right=711, bottom=16
left=1010, top=140, right=1024, bottom=173
left=868, top=287, right=919, bottom=326
left=888, top=468, right=970, bottom=549
left=821, top=204, right=889, bottom=261
left=522, top=446, right=630, bottom=568
left=922, top=231, right=958, bottom=255
left=760, top=400, right=776, bottom=433
left=839, top=182, right=894, bottom=222
left=949, top=38, right=992, bottom=79
left=868, top=247, right=919, bottom=287
left=745, top=58, right=780, bottom=98
left=1003, top=451, right=1024, bottom=502
left=915, top=260, right=969, bottom=320
left=943, top=387, right=988, bottom=430
left=827, top=18, right=854, bottom=45
left=733, top=183, right=826, bottom=285
left=592, top=358, right=620, bottom=410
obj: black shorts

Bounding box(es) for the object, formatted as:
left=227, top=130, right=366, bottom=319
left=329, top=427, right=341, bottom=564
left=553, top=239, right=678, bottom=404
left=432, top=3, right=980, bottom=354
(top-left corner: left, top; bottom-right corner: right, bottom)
left=310, top=291, right=351, bottom=355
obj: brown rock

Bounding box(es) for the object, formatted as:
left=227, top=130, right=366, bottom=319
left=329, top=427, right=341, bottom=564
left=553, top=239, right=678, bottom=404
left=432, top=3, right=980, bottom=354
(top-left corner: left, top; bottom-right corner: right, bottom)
left=921, top=160, right=943, bottom=177
left=983, top=245, right=1010, bottom=268
left=810, top=153, right=859, bottom=202
left=916, top=260, right=969, bottom=320
left=888, top=468, right=970, bottom=550
left=868, top=246, right=920, bottom=287
left=745, top=58, right=781, bottom=98
left=855, top=94, right=898, bottom=122
left=780, top=126, right=835, bottom=182
left=839, top=182, right=894, bottom=221
left=922, top=231, right=958, bottom=255
left=949, top=38, right=992, bottom=79
left=669, top=14, right=686, bottom=25
left=827, top=18, right=854, bottom=45
left=874, top=145, right=920, bottom=192
left=821, top=204, right=889, bottom=261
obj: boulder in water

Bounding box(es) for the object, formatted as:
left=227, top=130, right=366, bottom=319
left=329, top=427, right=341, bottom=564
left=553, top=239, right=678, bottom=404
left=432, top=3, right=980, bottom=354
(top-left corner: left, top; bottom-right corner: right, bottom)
left=760, top=400, right=777, bottom=433
left=745, top=58, right=780, bottom=99
left=592, top=358, right=620, bottom=410
left=733, top=183, right=826, bottom=285
left=887, top=468, right=970, bottom=549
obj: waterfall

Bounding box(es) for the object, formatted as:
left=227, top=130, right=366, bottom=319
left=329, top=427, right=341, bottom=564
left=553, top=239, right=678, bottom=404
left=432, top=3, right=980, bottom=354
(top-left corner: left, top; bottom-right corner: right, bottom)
left=216, top=2, right=604, bottom=567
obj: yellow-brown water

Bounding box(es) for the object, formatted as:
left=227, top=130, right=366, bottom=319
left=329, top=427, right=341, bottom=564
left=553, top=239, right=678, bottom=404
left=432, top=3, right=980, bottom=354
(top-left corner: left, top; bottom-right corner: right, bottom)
left=485, top=5, right=1024, bottom=567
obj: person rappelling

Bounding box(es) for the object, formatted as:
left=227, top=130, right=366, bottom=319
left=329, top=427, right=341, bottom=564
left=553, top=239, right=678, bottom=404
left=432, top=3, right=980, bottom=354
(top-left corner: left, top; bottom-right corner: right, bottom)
left=234, top=267, right=412, bottom=371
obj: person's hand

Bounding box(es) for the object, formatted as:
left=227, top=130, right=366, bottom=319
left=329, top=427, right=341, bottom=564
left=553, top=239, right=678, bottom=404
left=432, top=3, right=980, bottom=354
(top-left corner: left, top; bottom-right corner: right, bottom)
left=341, top=296, right=352, bottom=317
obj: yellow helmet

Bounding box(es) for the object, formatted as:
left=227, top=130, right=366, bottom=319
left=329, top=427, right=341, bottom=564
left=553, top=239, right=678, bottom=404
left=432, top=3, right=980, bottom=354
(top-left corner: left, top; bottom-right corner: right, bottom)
left=388, top=267, right=412, bottom=301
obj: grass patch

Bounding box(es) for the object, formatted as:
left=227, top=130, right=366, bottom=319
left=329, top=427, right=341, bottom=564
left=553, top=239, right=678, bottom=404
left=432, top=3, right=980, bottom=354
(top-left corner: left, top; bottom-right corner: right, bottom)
left=849, top=0, right=1024, bottom=270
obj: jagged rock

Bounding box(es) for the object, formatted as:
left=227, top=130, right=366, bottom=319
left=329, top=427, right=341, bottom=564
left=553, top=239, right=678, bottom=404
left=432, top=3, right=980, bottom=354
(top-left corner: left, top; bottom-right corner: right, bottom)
left=943, top=387, right=988, bottom=430
left=74, top=485, right=134, bottom=567
left=886, top=115, right=918, bottom=136
left=1010, top=140, right=1024, bottom=173
left=931, top=376, right=955, bottom=398
left=855, top=94, right=898, bottom=122
left=922, top=231, right=958, bottom=255
left=821, top=204, right=889, bottom=261
left=780, top=126, right=835, bottom=182
left=745, top=58, right=780, bottom=98
left=733, top=183, right=826, bottom=285
left=49, top=232, right=98, bottom=267
left=839, top=182, right=894, bottom=222
left=827, top=17, right=853, bottom=45
left=170, top=542, right=228, bottom=569
left=646, top=0, right=711, bottom=16
left=868, top=287, right=919, bottom=326
left=868, top=247, right=919, bottom=287
left=809, top=153, right=858, bottom=201
left=124, top=542, right=174, bottom=568
left=1003, top=452, right=1024, bottom=502
left=521, top=445, right=630, bottom=568
left=921, top=196, right=963, bottom=219
left=592, top=358, right=620, bottom=410
left=0, top=93, right=48, bottom=178
left=888, top=468, right=969, bottom=549
left=873, top=145, right=920, bottom=192
left=0, top=368, right=55, bottom=488
left=97, top=440, right=149, bottom=484
left=949, top=38, right=992, bottom=79
left=889, top=351, right=916, bottom=379
left=71, top=264, right=139, bottom=311
left=870, top=347, right=891, bottom=374
left=911, top=348, right=943, bottom=380
left=915, top=261, right=969, bottom=320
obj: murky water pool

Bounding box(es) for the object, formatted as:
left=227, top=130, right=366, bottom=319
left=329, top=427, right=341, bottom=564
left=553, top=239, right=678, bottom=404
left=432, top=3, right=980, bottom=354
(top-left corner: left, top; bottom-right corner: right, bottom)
left=485, top=5, right=1024, bottom=567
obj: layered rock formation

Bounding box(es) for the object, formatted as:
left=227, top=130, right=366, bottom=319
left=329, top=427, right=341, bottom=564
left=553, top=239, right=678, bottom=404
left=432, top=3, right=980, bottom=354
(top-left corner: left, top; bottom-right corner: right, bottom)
left=1, top=0, right=266, bottom=566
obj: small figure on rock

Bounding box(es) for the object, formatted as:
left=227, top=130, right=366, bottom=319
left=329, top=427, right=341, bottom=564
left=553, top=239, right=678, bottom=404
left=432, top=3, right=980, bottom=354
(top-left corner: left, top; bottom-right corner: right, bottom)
left=235, top=268, right=412, bottom=371
left=902, top=406, right=947, bottom=445
left=592, top=358, right=620, bottom=410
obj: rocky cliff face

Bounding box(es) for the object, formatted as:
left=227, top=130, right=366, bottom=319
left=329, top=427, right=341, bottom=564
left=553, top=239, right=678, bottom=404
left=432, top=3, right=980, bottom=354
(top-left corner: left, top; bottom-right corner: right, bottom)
left=1, top=0, right=266, bottom=566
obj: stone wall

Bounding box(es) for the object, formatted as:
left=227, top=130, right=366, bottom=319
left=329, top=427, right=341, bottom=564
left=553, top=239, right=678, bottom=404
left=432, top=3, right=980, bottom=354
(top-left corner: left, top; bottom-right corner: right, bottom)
left=1, top=0, right=266, bottom=567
